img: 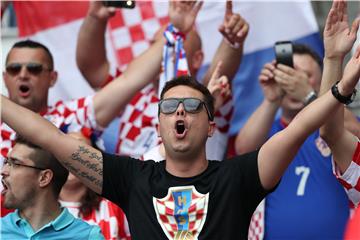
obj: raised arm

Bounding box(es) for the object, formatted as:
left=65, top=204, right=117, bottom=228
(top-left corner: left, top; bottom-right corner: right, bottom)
left=1, top=95, right=104, bottom=194
left=76, top=1, right=116, bottom=88
left=202, top=1, right=249, bottom=86
left=259, top=49, right=360, bottom=190
left=319, top=0, right=359, bottom=173
left=235, top=61, right=283, bottom=154
left=93, top=1, right=203, bottom=128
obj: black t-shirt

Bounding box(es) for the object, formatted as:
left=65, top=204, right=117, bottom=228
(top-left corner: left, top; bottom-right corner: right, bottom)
left=102, top=150, right=272, bottom=239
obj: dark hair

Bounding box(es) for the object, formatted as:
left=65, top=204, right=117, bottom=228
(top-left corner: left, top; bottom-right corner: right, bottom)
left=14, top=135, right=68, bottom=196
left=293, top=43, right=323, bottom=70
left=160, top=75, right=215, bottom=120
left=7, top=39, right=54, bottom=70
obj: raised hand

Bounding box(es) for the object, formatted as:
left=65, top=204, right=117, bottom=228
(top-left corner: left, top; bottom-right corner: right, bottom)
left=88, top=1, right=117, bottom=21
left=169, top=1, right=203, bottom=33
left=324, top=0, right=360, bottom=59
left=274, top=64, right=314, bottom=103
left=207, top=61, right=231, bottom=112
left=339, top=44, right=360, bottom=96
left=218, top=0, right=249, bottom=47
left=259, top=61, right=284, bottom=103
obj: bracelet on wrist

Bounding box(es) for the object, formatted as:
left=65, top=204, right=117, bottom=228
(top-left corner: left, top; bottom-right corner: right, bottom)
left=331, top=81, right=357, bottom=105
left=303, top=90, right=317, bottom=106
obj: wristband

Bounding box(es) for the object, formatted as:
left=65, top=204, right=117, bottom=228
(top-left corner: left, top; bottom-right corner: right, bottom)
left=331, top=81, right=356, bottom=105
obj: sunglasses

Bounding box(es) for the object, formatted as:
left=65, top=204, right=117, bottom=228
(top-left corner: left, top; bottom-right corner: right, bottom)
left=5, top=62, right=51, bottom=76
left=158, top=97, right=213, bottom=120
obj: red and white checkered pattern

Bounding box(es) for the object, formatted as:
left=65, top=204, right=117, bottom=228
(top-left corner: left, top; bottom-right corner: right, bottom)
left=61, top=198, right=130, bottom=240
left=248, top=200, right=265, bottom=240
left=115, top=84, right=161, bottom=158
left=107, top=2, right=169, bottom=68
left=333, top=140, right=360, bottom=209
left=0, top=96, right=100, bottom=165
left=153, top=186, right=209, bottom=239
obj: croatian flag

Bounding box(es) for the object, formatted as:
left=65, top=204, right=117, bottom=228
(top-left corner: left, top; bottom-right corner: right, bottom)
left=9, top=1, right=322, bottom=152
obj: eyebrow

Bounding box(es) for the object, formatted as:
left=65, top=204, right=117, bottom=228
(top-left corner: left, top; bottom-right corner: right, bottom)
left=8, top=157, right=26, bottom=164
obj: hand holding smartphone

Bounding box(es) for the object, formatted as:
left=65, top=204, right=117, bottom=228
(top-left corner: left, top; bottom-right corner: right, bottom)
left=275, top=41, right=293, bottom=68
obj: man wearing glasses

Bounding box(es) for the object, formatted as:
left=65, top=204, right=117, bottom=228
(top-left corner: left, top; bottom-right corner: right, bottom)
left=3, top=65, right=360, bottom=238
left=1, top=135, right=104, bottom=239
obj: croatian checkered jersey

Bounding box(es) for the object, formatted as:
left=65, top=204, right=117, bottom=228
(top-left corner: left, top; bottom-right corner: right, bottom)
left=0, top=96, right=102, bottom=166
left=60, top=198, right=131, bottom=240
left=333, top=140, right=360, bottom=208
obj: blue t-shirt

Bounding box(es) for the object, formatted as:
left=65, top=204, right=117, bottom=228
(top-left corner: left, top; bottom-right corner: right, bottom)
left=1, top=208, right=104, bottom=240
left=264, top=119, right=349, bottom=239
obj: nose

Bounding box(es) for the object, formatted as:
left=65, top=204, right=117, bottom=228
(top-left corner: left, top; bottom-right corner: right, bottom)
left=18, top=65, right=30, bottom=79
left=1, top=164, right=9, bottom=177
left=176, top=103, right=186, bottom=117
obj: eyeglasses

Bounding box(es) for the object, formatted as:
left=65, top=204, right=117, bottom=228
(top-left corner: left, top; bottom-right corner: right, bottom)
left=5, top=63, right=51, bottom=76
left=3, top=158, right=46, bottom=171
left=158, top=97, right=213, bottom=120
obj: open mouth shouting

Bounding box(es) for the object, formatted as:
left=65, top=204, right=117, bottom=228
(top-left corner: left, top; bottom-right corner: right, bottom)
left=1, top=179, right=9, bottom=195
left=18, top=83, right=31, bottom=97
left=174, top=120, right=188, bottom=139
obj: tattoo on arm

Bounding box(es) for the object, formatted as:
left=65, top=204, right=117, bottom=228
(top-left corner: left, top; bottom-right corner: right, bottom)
left=67, top=145, right=103, bottom=188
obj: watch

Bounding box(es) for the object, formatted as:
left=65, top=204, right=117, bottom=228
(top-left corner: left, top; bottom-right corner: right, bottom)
left=303, top=90, right=317, bottom=106
left=331, top=81, right=357, bottom=105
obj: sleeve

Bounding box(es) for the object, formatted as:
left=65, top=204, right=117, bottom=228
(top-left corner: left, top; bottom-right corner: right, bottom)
left=88, top=225, right=105, bottom=240
left=101, top=152, right=144, bottom=211
left=55, top=96, right=103, bottom=136
left=332, top=140, right=360, bottom=208
left=231, top=150, right=277, bottom=210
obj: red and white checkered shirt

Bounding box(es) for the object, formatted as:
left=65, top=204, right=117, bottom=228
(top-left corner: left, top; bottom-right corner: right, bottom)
left=60, top=198, right=131, bottom=240
left=0, top=96, right=101, bottom=165
left=333, top=140, right=360, bottom=208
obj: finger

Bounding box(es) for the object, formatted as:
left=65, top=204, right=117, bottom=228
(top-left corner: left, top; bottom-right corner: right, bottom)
left=354, top=44, right=360, bottom=59
left=274, top=68, right=290, bottom=80
left=218, top=24, right=227, bottom=37
left=192, top=1, right=203, bottom=17
left=237, top=21, right=249, bottom=39
left=276, top=64, right=296, bottom=75
left=211, top=61, right=223, bottom=81
left=225, top=0, right=233, bottom=16
left=231, top=16, right=243, bottom=35
left=337, top=0, right=344, bottom=22
left=325, top=9, right=336, bottom=31
left=225, top=14, right=239, bottom=32
left=261, top=68, right=274, bottom=79
left=350, top=17, right=360, bottom=38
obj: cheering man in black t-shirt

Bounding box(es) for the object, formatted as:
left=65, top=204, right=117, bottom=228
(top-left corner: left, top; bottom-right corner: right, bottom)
left=4, top=62, right=360, bottom=238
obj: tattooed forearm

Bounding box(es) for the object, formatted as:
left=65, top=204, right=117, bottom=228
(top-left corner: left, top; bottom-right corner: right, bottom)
left=63, top=161, right=80, bottom=174
left=79, top=171, right=103, bottom=188
left=69, top=145, right=103, bottom=175
left=63, top=161, right=102, bottom=188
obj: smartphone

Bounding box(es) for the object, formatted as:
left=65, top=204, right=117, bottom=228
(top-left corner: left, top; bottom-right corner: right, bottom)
left=275, top=41, right=293, bottom=68
left=103, top=0, right=135, bottom=9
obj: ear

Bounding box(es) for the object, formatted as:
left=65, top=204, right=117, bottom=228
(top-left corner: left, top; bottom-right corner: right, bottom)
left=38, top=169, right=53, bottom=188
left=156, top=123, right=161, bottom=138
left=49, top=71, right=58, bottom=88
left=3, top=71, right=10, bottom=88
left=191, top=50, right=204, bottom=72
left=207, top=121, right=216, bottom=137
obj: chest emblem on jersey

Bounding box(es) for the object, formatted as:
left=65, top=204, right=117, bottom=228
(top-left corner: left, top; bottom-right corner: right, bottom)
left=315, top=136, right=331, bottom=157
left=153, top=186, right=209, bottom=240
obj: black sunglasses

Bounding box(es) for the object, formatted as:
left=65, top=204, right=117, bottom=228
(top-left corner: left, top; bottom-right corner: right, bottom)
left=158, top=97, right=213, bottom=120
left=5, top=63, right=51, bottom=76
